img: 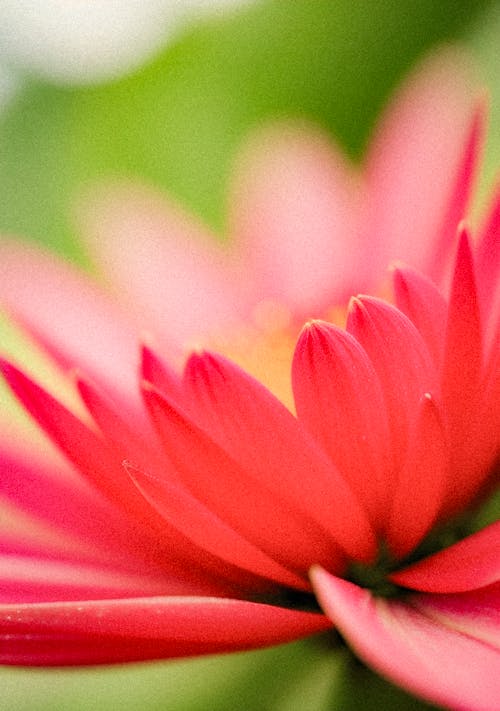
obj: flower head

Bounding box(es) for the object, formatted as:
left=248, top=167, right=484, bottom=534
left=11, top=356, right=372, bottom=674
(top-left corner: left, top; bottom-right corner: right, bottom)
left=0, top=51, right=498, bottom=710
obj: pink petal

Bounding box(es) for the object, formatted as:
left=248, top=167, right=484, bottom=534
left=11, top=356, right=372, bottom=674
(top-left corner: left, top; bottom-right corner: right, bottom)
left=142, top=383, right=343, bottom=576
left=0, top=595, right=331, bottom=665
left=392, top=264, right=448, bottom=369
left=311, top=568, right=500, bottom=711
left=347, top=296, right=438, bottom=470
left=0, top=241, right=140, bottom=408
left=385, top=393, right=448, bottom=560
left=229, top=122, right=361, bottom=315
left=127, top=462, right=308, bottom=591
left=81, top=183, right=247, bottom=347
left=292, top=320, right=391, bottom=529
left=0, top=554, right=170, bottom=603
left=411, top=583, right=500, bottom=649
left=362, top=49, right=478, bottom=281
left=183, top=351, right=376, bottom=563
left=390, top=522, right=500, bottom=593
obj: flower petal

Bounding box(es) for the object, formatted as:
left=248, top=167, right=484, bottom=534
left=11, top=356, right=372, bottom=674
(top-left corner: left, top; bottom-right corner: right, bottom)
left=311, top=568, right=500, bottom=711
left=0, top=596, right=331, bottom=665
left=390, top=521, right=500, bottom=593
left=347, top=296, right=438, bottom=470
left=127, top=462, right=309, bottom=591
left=142, top=382, right=343, bottom=576
left=0, top=554, right=170, bottom=603
left=292, top=320, right=390, bottom=528
left=392, top=264, right=447, bottom=369
left=0, top=240, right=140, bottom=407
left=229, top=122, right=361, bottom=314
left=385, top=393, right=448, bottom=560
left=441, top=229, right=484, bottom=515
left=362, top=48, right=478, bottom=280
left=183, top=351, right=376, bottom=563
left=81, top=183, right=247, bottom=347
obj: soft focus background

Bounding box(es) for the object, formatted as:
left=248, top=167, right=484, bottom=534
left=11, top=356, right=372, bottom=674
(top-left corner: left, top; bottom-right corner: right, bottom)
left=0, top=1, right=498, bottom=709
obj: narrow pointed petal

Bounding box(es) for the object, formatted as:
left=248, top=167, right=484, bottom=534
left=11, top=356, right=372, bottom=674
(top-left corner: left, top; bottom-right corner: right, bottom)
left=0, top=596, right=331, bottom=665
left=127, top=462, right=309, bottom=591
left=142, top=383, right=343, bottom=576
left=0, top=241, right=140, bottom=406
left=386, top=394, right=448, bottom=560
left=311, top=568, right=500, bottom=711
left=392, top=265, right=447, bottom=369
left=81, top=183, right=247, bottom=346
left=0, top=360, right=248, bottom=588
left=183, top=351, right=376, bottom=563
left=347, top=296, right=438, bottom=470
left=441, top=230, right=484, bottom=515
left=476, top=185, right=500, bottom=350
left=230, top=123, right=361, bottom=313
left=362, top=49, right=478, bottom=278
left=292, top=320, right=391, bottom=528
left=141, top=344, right=184, bottom=404
left=390, top=522, right=500, bottom=593
left=76, top=375, right=166, bottom=479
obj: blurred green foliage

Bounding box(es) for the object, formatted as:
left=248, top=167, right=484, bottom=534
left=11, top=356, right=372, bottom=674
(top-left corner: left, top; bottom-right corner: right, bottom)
left=0, top=0, right=494, bottom=262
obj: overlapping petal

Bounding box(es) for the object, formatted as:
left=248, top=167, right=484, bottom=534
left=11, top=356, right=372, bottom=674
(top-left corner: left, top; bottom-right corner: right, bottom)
left=311, top=568, right=500, bottom=711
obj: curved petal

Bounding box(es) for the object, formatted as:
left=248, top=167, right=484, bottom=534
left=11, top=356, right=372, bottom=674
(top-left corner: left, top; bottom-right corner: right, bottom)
left=127, top=462, right=309, bottom=591
left=390, top=522, right=500, bottom=593
left=311, top=568, right=500, bottom=711
left=292, top=320, right=391, bottom=528
left=392, top=264, right=447, bottom=370
left=229, top=122, right=361, bottom=315
left=81, top=183, right=247, bottom=347
left=182, top=351, right=376, bottom=563
left=347, top=296, right=438, bottom=469
left=0, top=595, right=331, bottom=665
left=362, top=48, right=479, bottom=280
left=142, top=382, right=343, bottom=576
left=0, top=240, right=140, bottom=407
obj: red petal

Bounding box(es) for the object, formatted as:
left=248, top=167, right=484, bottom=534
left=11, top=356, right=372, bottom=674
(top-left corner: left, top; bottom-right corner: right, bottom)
left=347, top=296, right=438, bottom=470
left=143, top=383, right=343, bottom=576
left=183, top=351, right=376, bottom=563
left=292, top=320, right=390, bottom=528
left=311, top=568, right=500, bottom=711
left=392, top=265, right=447, bottom=369
left=385, top=393, right=448, bottom=559
left=390, top=522, right=500, bottom=593
left=441, top=229, right=484, bottom=515
left=141, top=344, right=184, bottom=404
left=127, top=462, right=308, bottom=591
left=0, top=596, right=331, bottom=665
left=0, top=360, right=256, bottom=591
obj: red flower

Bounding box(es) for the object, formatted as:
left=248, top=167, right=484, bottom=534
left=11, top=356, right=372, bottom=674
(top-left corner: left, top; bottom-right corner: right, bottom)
left=0, top=51, right=498, bottom=710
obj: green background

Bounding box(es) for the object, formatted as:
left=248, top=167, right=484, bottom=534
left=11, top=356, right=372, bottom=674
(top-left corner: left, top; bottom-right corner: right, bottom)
left=0, top=1, right=498, bottom=709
